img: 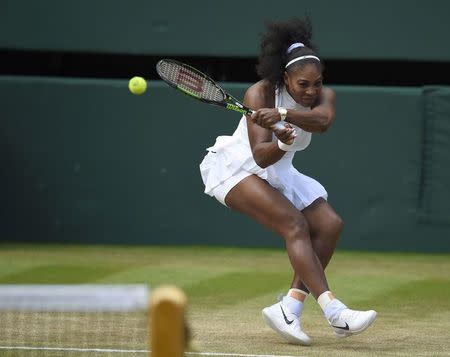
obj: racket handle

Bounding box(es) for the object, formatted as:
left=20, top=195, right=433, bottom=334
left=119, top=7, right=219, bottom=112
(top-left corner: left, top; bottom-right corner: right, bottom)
left=247, top=109, right=287, bottom=131
left=272, top=121, right=287, bottom=130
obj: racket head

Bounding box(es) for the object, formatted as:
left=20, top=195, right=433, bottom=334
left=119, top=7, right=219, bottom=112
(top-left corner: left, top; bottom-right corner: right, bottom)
left=156, top=59, right=226, bottom=104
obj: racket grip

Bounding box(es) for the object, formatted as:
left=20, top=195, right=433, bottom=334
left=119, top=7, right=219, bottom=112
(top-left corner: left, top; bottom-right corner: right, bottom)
left=271, top=121, right=287, bottom=130
left=248, top=109, right=287, bottom=131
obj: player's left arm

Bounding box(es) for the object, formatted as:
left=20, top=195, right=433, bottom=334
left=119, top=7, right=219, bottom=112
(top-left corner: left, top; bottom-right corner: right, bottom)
left=286, top=86, right=336, bottom=133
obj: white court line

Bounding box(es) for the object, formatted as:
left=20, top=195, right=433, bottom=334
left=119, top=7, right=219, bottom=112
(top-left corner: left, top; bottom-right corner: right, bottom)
left=0, top=346, right=306, bottom=357
left=186, top=352, right=306, bottom=357
left=0, top=347, right=147, bottom=353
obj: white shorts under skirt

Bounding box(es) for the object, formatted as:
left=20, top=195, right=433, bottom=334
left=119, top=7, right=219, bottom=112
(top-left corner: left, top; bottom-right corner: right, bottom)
left=209, top=167, right=328, bottom=210
left=211, top=170, right=253, bottom=206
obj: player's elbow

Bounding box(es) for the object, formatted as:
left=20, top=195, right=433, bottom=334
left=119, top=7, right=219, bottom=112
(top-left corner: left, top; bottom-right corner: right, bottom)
left=318, top=123, right=329, bottom=133
left=252, top=151, right=271, bottom=168
left=251, top=142, right=280, bottom=168
left=254, top=156, right=270, bottom=169
left=309, top=121, right=329, bottom=133
left=317, top=116, right=334, bottom=133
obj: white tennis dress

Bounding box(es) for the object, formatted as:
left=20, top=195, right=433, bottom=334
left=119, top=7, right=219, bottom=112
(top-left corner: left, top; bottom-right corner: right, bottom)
left=199, top=85, right=328, bottom=208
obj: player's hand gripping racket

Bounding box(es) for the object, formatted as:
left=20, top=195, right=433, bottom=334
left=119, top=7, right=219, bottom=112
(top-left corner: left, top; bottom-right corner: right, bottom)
left=156, top=59, right=286, bottom=130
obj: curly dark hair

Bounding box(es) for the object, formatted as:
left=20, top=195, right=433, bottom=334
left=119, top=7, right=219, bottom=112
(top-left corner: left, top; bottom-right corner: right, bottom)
left=256, top=17, right=322, bottom=86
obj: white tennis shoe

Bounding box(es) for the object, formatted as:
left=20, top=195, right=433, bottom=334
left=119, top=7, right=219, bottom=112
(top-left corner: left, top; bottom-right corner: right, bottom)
left=262, top=302, right=311, bottom=346
left=328, top=308, right=377, bottom=338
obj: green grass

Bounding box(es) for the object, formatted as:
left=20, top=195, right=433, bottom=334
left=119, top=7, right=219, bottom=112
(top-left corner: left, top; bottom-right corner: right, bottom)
left=0, top=244, right=449, bottom=357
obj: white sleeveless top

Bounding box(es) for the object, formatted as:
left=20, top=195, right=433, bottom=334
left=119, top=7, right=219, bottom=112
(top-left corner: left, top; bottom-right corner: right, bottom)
left=200, top=85, right=326, bottom=208
left=274, top=86, right=312, bottom=151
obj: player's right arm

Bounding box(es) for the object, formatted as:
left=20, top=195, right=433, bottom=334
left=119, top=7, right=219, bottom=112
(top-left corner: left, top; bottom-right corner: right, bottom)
left=243, top=81, right=295, bottom=168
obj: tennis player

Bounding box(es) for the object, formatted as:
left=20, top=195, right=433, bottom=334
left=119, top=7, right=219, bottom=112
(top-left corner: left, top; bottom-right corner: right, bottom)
left=200, top=17, right=376, bottom=345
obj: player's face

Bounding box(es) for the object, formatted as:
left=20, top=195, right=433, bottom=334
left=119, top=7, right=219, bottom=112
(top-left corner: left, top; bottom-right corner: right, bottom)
left=283, top=63, right=323, bottom=107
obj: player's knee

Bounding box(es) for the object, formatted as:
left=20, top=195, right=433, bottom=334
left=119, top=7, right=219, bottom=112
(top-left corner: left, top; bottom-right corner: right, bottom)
left=282, top=215, right=310, bottom=241
left=326, top=212, right=344, bottom=239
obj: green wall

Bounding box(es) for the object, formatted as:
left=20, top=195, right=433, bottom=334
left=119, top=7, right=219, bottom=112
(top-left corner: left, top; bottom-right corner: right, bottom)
left=1, top=0, right=450, bottom=61
left=1, top=76, right=449, bottom=252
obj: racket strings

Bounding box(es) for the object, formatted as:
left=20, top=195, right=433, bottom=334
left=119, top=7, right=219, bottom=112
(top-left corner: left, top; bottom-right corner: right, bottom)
left=157, top=61, right=224, bottom=102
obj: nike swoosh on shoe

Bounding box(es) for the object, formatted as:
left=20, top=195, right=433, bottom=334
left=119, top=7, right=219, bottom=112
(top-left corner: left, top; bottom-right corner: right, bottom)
left=331, top=322, right=350, bottom=330
left=280, top=306, right=294, bottom=325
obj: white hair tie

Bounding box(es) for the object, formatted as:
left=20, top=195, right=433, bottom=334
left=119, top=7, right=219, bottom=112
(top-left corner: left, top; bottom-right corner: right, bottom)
left=285, top=55, right=321, bottom=68
left=286, top=43, right=305, bottom=54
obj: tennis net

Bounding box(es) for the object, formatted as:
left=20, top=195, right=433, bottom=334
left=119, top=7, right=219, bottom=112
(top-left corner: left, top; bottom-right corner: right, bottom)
left=0, top=285, right=150, bottom=356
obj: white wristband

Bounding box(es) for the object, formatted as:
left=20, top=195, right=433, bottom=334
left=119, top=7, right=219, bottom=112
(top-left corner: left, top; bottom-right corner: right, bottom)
left=277, top=139, right=294, bottom=151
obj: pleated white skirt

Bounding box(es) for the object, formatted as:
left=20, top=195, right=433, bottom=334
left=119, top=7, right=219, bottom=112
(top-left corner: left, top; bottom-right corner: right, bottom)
left=199, top=130, right=327, bottom=209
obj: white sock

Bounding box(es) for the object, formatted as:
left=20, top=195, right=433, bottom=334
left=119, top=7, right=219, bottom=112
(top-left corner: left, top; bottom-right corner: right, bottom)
left=282, top=295, right=304, bottom=317
left=288, top=288, right=309, bottom=300
left=317, top=291, right=347, bottom=321
left=317, top=291, right=334, bottom=310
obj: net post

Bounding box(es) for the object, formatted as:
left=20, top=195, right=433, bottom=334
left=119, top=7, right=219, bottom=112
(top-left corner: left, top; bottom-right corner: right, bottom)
left=150, top=285, right=187, bottom=357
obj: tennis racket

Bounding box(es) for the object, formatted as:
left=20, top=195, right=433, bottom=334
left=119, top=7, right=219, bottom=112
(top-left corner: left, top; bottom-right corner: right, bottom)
left=156, top=59, right=286, bottom=130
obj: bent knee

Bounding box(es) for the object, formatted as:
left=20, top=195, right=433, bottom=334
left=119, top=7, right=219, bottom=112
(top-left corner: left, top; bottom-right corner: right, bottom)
left=281, top=215, right=310, bottom=241
left=324, top=212, right=344, bottom=238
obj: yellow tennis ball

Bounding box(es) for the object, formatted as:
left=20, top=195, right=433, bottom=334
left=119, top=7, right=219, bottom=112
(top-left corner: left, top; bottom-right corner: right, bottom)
left=128, top=76, right=147, bottom=95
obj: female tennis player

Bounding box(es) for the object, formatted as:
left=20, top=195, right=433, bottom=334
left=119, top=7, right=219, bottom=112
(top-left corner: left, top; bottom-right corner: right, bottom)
left=200, top=17, right=376, bottom=345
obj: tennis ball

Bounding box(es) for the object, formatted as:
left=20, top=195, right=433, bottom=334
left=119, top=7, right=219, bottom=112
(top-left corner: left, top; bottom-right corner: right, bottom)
left=128, top=76, right=147, bottom=95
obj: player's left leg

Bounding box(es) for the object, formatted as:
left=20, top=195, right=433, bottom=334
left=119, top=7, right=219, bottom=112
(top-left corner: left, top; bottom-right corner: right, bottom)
left=290, top=198, right=343, bottom=292
left=288, top=198, right=376, bottom=338
left=279, top=198, right=343, bottom=334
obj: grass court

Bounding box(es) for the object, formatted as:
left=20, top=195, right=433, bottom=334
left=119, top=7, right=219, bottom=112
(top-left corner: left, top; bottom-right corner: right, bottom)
left=0, top=244, right=449, bottom=357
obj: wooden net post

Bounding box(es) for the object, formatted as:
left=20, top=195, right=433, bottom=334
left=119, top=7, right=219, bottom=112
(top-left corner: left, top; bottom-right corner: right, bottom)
left=150, top=285, right=187, bottom=357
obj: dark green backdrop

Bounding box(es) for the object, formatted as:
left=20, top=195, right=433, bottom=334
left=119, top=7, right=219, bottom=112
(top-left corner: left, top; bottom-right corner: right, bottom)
left=1, top=0, right=450, bottom=61
left=1, top=77, right=449, bottom=252
left=1, top=1, right=450, bottom=251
